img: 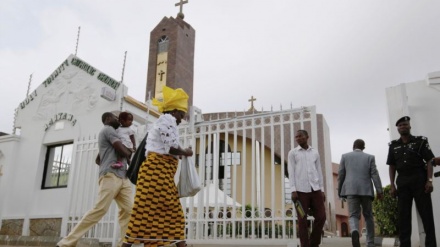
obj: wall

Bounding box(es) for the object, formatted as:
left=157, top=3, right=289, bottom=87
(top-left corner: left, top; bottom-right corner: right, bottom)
left=385, top=73, right=440, bottom=245
left=0, top=135, right=20, bottom=229
left=332, top=163, right=348, bottom=236
left=317, top=115, right=337, bottom=232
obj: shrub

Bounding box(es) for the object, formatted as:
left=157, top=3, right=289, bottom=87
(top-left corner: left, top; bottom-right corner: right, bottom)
left=372, top=185, right=398, bottom=236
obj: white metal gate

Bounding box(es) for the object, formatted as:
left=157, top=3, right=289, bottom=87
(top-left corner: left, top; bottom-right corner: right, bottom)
left=178, top=106, right=318, bottom=246
left=61, top=106, right=317, bottom=246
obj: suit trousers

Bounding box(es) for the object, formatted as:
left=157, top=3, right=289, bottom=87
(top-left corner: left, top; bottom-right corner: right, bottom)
left=296, top=190, right=326, bottom=247
left=347, top=196, right=374, bottom=247
left=57, top=173, right=133, bottom=247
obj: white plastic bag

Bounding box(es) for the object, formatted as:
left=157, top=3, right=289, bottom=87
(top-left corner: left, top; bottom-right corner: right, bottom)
left=177, top=157, right=201, bottom=198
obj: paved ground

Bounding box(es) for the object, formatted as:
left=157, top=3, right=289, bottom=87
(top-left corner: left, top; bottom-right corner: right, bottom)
left=0, top=238, right=352, bottom=247
left=187, top=237, right=357, bottom=247
left=319, top=237, right=356, bottom=247
left=1, top=238, right=352, bottom=247
left=187, top=236, right=399, bottom=247
left=0, top=236, right=396, bottom=247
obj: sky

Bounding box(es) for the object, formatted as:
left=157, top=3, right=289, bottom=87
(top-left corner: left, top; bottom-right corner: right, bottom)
left=1, top=0, right=440, bottom=186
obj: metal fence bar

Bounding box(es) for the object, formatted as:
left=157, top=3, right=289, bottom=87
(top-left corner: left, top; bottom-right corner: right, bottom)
left=60, top=107, right=314, bottom=245
left=270, top=115, right=276, bottom=239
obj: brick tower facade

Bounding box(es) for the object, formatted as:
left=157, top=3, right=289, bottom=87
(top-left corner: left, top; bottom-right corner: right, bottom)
left=145, top=15, right=195, bottom=107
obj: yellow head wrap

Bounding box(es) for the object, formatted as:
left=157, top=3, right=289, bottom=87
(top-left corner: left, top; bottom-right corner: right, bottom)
left=152, top=86, right=189, bottom=113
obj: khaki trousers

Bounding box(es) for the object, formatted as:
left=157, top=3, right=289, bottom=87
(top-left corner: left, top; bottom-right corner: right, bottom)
left=57, top=173, right=133, bottom=247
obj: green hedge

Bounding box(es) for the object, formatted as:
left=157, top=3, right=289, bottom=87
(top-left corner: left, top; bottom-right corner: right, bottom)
left=372, top=185, right=398, bottom=236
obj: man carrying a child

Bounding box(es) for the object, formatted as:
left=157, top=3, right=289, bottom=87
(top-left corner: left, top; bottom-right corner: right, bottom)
left=57, top=112, right=133, bottom=247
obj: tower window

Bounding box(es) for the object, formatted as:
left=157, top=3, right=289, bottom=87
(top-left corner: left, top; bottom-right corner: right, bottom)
left=158, top=36, right=169, bottom=53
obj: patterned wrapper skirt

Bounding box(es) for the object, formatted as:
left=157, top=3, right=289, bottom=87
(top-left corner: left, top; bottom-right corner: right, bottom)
left=123, top=152, right=184, bottom=246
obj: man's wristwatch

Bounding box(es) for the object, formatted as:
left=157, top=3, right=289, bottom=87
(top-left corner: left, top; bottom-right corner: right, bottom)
left=431, top=159, right=436, bottom=166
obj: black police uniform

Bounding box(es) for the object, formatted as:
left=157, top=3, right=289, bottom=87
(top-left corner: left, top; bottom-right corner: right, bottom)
left=386, top=135, right=437, bottom=247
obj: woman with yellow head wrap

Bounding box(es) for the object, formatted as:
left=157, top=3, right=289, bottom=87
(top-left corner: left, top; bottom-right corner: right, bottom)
left=123, top=86, right=192, bottom=247
left=152, top=86, right=189, bottom=113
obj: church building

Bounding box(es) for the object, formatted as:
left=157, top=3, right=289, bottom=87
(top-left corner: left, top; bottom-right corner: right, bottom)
left=0, top=3, right=337, bottom=246
left=0, top=53, right=159, bottom=240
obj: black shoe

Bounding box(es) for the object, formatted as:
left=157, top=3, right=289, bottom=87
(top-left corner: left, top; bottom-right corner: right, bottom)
left=351, top=230, right=360, bottom=247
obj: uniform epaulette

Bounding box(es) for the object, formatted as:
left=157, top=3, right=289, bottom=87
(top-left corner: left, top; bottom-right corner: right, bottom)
left=415, top=136, right=427, bottom=140
left=388, top=140, right=398, bottom=146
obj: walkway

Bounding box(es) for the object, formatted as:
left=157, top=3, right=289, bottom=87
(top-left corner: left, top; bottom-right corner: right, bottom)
left=188, top=236, right=395, bottom=247
left=1, top=240, right=351, bottom=247
left=188, top=237, right=353, bottom=247
left=0, top=236, right=398, bottom=246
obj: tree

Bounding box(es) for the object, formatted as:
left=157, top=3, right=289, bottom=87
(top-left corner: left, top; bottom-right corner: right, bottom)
left=372, top=185, right=398, bottom=236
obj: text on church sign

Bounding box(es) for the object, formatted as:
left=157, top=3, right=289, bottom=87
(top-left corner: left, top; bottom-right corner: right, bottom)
left=20, top=90, right=37, bottom=109
left=44, top=113, right=77, bottom=131
left=43, top=59, right=69, bottom=87
left=20, top=56, right=121, bottom=110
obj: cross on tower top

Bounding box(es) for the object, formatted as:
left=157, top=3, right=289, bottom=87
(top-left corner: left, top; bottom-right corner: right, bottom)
left=248, top=95, right=257, bottom=112
left=175, top=0, right=188, bottom=19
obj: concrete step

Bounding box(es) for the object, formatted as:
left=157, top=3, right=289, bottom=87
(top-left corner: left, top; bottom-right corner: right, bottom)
left=0, top=236, right=99, bottom=246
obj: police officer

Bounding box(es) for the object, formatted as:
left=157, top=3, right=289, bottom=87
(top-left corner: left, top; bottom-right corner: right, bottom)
left=387, top=116, right=436, bottom=247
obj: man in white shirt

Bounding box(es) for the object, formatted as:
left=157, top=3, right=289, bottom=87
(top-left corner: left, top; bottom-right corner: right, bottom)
left=288, top=130, right=326, bottom=247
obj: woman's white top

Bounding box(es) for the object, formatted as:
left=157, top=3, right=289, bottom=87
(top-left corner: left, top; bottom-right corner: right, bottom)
left=145, top=114, right=180, bottom=156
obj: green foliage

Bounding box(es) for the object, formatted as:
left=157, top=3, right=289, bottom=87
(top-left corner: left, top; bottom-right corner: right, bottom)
left=372, top=185, right=398, bottom=236
left=244, top=204, right=259, bottom=218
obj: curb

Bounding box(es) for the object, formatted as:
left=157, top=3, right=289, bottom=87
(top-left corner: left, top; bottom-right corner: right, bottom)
left=374, top=237, right=398, bottom=247
left=0, top=236, right=99, bottom=247
left=0, top=236, right=60, bottom=246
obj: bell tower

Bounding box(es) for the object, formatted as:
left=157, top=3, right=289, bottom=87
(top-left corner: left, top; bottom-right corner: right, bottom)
left=146, top=0, right=195, bottom=107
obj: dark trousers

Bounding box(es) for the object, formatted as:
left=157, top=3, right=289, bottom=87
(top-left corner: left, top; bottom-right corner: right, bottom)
left=296, top=190, right=326, bottom=247
left=397, top=178, right=437, bottom=247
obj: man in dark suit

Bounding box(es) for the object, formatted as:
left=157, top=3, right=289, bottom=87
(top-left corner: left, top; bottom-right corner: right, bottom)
left=338, top=139, right=383, bottom=247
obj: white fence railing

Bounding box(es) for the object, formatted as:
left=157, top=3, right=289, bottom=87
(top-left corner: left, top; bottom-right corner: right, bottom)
left=178, top=106, right=317, bottom=245
left=62, top=135, right=119, bottom=245
left=62, top=106, right=318, bottom=246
